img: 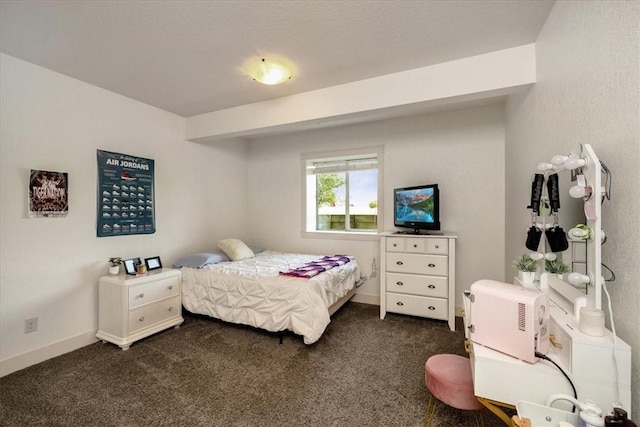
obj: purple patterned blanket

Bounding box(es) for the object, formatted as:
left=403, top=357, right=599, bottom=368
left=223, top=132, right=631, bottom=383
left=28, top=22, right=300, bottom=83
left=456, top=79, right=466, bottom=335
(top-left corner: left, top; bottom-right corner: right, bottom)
left=279, top=255, right=351, bottom=279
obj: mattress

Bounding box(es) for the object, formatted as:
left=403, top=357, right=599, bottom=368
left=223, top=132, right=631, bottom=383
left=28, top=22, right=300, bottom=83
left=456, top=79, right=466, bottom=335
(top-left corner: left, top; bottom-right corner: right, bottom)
left=181, top=251, right=362, bottom=344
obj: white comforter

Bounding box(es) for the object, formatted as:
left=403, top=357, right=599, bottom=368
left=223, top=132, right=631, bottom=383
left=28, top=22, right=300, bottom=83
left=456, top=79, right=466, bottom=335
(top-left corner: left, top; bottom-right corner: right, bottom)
left=181, top=251, right=361, bottom=344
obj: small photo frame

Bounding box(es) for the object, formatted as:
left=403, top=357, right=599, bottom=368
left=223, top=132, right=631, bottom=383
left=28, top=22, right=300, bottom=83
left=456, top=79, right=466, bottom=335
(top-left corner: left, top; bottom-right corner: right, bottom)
left=144, top=256, right=162, bottom=271
left=124, top=257, right=141, bottom=275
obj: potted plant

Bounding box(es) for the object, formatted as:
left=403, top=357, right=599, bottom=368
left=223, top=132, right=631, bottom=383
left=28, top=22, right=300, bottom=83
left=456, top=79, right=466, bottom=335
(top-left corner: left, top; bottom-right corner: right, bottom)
left=108, top=257, right=123, bottom=275
left=545, top=259, right=571, bottom=279
left=512, top=253, right=537, bottom=285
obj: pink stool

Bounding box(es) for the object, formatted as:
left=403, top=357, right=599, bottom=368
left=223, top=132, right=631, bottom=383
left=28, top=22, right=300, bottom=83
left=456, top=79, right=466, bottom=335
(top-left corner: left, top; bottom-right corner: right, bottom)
left=424, top=354, right=484, bottom=427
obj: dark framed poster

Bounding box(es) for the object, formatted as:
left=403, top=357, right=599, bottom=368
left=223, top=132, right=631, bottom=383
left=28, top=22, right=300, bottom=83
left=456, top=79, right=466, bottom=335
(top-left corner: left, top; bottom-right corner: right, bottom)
left=97, top=150, right=155, bottom=237
left=29, top=170, right=69, bottom=218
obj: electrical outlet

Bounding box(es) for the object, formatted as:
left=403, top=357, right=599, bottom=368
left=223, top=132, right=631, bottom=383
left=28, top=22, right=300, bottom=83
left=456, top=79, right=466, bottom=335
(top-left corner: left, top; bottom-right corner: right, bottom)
left=25, top=317, right=38, bottom=334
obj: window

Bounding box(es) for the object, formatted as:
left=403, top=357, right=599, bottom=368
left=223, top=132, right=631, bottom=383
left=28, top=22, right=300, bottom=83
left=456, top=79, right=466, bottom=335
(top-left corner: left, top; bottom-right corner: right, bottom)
left=302, top=147, right=383, bottom=238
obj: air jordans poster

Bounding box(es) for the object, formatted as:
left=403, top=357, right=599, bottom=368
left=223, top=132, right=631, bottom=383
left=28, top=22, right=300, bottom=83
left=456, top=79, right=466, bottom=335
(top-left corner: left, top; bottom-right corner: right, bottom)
left=97, top=150, right=155, bottom=237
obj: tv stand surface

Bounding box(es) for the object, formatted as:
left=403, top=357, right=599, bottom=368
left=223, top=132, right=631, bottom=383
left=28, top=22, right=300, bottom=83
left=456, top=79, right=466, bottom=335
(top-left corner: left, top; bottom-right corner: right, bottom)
left=393, top=230, right=444, bottom=236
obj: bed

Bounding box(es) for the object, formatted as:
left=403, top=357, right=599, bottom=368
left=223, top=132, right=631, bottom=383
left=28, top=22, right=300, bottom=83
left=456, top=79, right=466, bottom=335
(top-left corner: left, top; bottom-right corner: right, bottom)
left=177, top=243, right=363, bottom=344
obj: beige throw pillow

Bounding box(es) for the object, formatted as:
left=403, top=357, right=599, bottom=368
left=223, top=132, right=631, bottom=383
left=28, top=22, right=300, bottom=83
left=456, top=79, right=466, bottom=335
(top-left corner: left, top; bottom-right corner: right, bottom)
left=217, top=239, right=255, bottom=261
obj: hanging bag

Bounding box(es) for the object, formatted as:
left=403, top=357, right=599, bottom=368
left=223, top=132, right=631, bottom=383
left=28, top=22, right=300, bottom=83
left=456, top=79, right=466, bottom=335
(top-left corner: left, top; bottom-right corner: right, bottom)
left=525, top=174, right=545, bottom=251
left=546, top=214, right=569, bottom=252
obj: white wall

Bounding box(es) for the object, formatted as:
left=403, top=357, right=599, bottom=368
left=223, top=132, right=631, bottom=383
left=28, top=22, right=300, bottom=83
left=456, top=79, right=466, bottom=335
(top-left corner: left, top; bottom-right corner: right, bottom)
left=505, top=1, right=640, bottom=417
left=246, top=104, right=506, bottom=308
left=0, top=54, right=249, bottom=375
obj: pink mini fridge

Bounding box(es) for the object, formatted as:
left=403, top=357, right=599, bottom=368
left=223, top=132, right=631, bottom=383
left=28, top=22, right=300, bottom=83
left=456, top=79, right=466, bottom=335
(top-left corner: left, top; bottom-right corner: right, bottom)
left=468, top=279, right=549, bottom=364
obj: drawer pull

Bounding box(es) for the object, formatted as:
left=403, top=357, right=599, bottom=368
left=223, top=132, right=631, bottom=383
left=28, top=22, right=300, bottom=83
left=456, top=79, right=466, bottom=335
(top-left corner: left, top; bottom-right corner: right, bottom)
left=168, top=307, right=174, bottom=312
left=413, top=244, right=418, bottom=248
left=139, top=316, right=145, bottom=322
left=138, top=293, right=144, bottom=299
left=396, top=261, right=404, bottom=266
left=428, top=284, right=436, bottom=289
left=427, top=263, right=436, bottom=268
left=549, top=334, right=563, bottom=349
left=393, top=244, right=397, bottom=247
left=396, top=301, right=404, bottom=306
left=428, top=306, right=436, bottom=310
left=168, top=285, right=173, bottom=290
left=396, top=281, right=404, bottom=286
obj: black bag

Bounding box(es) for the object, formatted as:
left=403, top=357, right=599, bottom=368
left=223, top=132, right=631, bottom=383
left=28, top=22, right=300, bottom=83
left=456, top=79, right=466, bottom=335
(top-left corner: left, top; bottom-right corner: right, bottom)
left=546, top=226, right=569, bottom=252
left=526, top=226, right=543, bottom=251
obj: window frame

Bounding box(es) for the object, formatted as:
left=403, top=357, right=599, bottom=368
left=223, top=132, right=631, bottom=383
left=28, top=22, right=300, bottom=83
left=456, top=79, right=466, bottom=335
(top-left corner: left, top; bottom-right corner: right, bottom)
left=301, top=146, right=384, bottom=241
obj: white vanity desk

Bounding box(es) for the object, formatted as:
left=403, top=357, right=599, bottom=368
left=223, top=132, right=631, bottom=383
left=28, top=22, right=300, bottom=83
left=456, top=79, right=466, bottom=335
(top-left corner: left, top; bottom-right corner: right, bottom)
left=464, top=274, right=632, bottom=425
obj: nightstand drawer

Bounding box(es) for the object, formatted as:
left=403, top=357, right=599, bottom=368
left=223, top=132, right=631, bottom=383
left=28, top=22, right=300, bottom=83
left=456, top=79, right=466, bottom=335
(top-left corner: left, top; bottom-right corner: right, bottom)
left=128, top=296, right=181, bottom=333
left=386, top=272, right=447, bottom=298
left=386, top=253, right=447, bottom=276
left=128, top=276, right=179, bottom=308
left=386, top=293, right=447, bottom=320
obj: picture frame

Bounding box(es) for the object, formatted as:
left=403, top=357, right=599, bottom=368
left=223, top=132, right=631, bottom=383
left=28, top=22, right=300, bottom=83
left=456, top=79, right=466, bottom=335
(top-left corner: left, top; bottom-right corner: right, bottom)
left=124, top=257, right=141, bottom=275
left=144, top=256, right=162, bottom=271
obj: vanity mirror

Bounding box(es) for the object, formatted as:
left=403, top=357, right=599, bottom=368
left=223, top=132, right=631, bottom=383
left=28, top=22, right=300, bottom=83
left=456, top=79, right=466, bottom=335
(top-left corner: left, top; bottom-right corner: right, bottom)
left=531, top=144, right=607, bottom=313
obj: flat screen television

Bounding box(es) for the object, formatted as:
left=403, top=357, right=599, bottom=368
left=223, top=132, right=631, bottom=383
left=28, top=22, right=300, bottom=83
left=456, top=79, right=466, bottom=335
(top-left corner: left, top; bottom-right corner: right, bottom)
left=393, top=184, right=440, bottom=233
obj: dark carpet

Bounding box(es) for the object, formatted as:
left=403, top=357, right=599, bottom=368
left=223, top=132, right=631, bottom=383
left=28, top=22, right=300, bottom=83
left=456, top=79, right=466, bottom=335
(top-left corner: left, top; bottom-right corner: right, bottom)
left=0, top=302, right=503, bottom=426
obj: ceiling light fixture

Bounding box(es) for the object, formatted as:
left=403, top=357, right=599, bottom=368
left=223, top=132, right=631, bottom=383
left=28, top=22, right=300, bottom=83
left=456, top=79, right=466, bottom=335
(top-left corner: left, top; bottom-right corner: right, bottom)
left=247, top=58, right=292, bottom=85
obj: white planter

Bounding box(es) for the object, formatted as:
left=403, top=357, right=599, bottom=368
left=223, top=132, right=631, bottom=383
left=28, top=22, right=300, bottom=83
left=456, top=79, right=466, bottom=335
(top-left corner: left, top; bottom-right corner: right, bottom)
left=109, top=265, right=120, bottom=275
left=518, top=271, right=536, bottom=285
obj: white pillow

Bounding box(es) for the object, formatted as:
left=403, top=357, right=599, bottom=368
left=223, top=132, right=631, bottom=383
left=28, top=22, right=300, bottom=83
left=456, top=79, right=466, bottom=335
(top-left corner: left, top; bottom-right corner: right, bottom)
left=217, top=239, right=255, bottom=261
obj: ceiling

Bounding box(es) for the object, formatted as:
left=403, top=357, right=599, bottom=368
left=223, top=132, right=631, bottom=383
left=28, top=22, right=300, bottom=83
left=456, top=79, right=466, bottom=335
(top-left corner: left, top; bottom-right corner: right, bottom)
left=0, top=0, right=555, bottom=118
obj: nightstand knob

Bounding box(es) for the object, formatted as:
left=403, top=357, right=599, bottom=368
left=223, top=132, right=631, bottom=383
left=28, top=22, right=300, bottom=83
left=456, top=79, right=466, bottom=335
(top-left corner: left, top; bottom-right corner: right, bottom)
left=428, top=306, right=435, bottom=310
left=168, top=285, right=173, bottom=290
left=396, top=301, right=404, bottom=306
left=139, top=316, right=145, bottom=322
left=427, top=263, right=435, bottom=268
left=428, top=284, right=436, bottom=289
left=396, top=281, right=404, bottom=286
left=413, top=244, right=417, bottom=248
left=396, top=261, right=404, bottom=266
left=435, top=245, right=439, bottom=249
left=139, top=293, right=144, bottom=299
left=168, top=307, right=173, bottom=312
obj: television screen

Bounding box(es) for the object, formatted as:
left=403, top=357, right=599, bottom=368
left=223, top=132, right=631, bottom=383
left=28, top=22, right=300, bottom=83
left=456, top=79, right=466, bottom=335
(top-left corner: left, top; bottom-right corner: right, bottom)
left=394, top=184, right=440, bottom=233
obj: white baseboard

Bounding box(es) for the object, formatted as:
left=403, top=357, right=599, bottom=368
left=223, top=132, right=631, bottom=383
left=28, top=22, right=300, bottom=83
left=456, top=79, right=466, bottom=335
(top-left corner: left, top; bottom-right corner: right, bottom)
left=351, top=292, right=379, bottom=306
left=0, top=330, right=98, bottom=377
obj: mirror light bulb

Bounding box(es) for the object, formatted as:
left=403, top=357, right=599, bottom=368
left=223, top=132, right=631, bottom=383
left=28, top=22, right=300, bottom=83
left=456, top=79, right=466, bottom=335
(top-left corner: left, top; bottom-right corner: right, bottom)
left=537, top=162, right=553, bottom=172
left=564, top=157, right=587, bottom=170
left=569, top=185, right=592, bottom=199
left=551, top=155, right=569, bottom=166
left=568, top=272, right=590, bottom=286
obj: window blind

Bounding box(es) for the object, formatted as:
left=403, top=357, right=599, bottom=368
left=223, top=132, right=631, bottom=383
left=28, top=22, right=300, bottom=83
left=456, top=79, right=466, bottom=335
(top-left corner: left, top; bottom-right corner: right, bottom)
left=307, top=157, right=378, bottom=175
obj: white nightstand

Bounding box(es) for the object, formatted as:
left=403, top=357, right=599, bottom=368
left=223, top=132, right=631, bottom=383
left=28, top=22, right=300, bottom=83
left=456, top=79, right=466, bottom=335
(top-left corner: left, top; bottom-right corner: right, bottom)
left=97, top=268, right=183, bottom=350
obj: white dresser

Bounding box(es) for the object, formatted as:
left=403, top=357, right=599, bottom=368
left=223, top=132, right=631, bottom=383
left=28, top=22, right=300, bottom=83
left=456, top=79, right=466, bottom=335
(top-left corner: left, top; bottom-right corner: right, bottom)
left=379, top=232, right=457, bottom=331
left=97, top=268, right=183, bottom=350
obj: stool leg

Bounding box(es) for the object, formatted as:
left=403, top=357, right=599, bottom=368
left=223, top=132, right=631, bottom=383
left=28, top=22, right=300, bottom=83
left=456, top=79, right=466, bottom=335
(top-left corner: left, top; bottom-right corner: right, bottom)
left=423, top=395, right=438, bottom=427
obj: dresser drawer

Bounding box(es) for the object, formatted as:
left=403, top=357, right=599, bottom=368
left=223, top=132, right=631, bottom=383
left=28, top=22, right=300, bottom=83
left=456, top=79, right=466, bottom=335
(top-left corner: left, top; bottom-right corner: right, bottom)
left=386, top=272, right=448, bottom=298
left=386, top=292, right=447, bottom=320
left=425, top=238, right=448, bottom=255
left=128, top=296, right=181, bottom=333
left=386, top=237, right=405, bottom=252
left=386, top=253, right=447, bottom=276
left=128, top=276, right=179, bottom=309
